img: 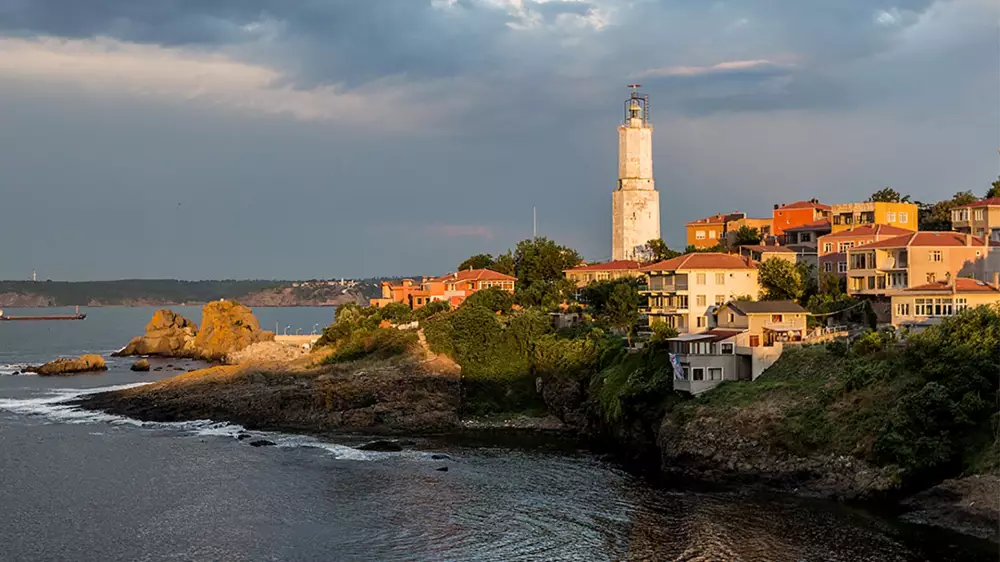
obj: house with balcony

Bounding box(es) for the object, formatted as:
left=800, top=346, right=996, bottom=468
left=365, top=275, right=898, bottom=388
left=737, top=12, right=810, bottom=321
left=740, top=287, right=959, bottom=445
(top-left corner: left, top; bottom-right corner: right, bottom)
left=817, top=224, right=912, bottom=279
left=829, top=201, right=917, bottom=234
left=725, top=217, right=772, bottom=247
left=781, top=219, right=830, bottom=248
left=563, top=260, right=643, bottom=288
left=640, top=253, right=759, bottom=333
left=951, top=197, right=1000, bottom=242
left=845, top=232, right=1000, bottom=302
left=663, top=300, right=809, bottom=394
left=686, top=212, right=746, bottom=249
left=891, top=274, right=1000, bottom=329
left=772, top=199, right=830, bottom=237
left=738, top=244, right=817, bottom=273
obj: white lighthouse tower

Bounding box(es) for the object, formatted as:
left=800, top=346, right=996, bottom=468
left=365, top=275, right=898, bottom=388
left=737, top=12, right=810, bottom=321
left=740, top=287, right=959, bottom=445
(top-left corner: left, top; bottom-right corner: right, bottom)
left=611, top=85, right=660, bottom=261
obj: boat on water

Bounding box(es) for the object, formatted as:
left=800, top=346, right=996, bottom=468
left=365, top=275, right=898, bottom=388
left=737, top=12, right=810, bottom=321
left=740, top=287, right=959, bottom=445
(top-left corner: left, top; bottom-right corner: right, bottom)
left=0, top=307, right=87, bottom=321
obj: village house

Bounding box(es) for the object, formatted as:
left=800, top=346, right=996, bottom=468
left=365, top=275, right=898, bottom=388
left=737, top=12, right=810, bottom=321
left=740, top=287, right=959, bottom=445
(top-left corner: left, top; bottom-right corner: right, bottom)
left=370, top=268, right=515, bottom=309
left=845, top=232, right=1000, bottom=298
left=738, top=244, right=817, bottom=272
left=890, top=275, right=1000, bottom=329
left=563, top=260, right=643, bottom=288
left=951, top=197, right=1000, bottom=242
left=685, top=212, right=746, bottom=249
left=664, top=300, right=809, bottom=394
left=818, top=224, right=912, bottom=279
left=771, top=199, right=830, bottom=237
left=725, top=216, right=772, bottom=247
left=641, top=253, right=759, bottom=333
left=829, top=201, right=918, bottom=234
left=781, top=219, right=830, bottom=248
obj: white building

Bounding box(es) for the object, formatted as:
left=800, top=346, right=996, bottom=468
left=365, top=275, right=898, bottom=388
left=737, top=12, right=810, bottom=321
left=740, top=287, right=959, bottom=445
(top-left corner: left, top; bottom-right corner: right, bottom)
left=612, top=86, right=660, bottom=261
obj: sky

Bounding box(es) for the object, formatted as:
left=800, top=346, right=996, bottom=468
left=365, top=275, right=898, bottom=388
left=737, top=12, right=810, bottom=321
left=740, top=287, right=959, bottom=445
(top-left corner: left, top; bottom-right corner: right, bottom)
left=0, top=0, right=998, bottom=281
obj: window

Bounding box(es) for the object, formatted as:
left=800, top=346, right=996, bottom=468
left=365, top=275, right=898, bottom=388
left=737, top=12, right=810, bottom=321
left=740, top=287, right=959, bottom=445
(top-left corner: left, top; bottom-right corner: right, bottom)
left=867, top=276, right=876, bottom=290
left=887, top=211, right=896, bottom=222
left=900, top=212, right=908, bottom=224
left=715, top=273, right=725, bottom=285
left=709, top=230, right=717, bottom=239
left=975, top=209, right=985, bottom=221
left=833, top=215, right=841, bottom=225
left=696, top=295, right=706, bottom=307
left=692, top=368, right=704, bottom=381
left=749, top=335, right=760, bottom=347
left=838, top=262, right=848, bottom=274
left=915, top=298, right=930, bottom=316
left=715, top=295, right=726, bottom=306
left=696, top=273, right=706, bottom=285
left=801, top=233, right=812, bottom=242
left=771, top=314, right=783, bottom=323
left=824, top=262, right=833, bottom=272
left=823, top=242, right=833, bottom=253
left=896, top=302, right=910, bottom=316
left=721, top=343, right=734, bottom=354
left=956, top=298, right=968, bottom=312
left=696, top=316, right=706, bottom=328
left=727, top=313, right=735, bottom=323
left=935, top=298, right=954, bottom=316
left=681, top=366, right=690, bottom=380
left=839, top=241, right=855, bottom=253
left=696, top=230, right=706, bottom=240
left=929, top=250, right=942, bottom=262
left=927, top=272, right=936, bottom=283
left=708, top=367, right=723, bottom=381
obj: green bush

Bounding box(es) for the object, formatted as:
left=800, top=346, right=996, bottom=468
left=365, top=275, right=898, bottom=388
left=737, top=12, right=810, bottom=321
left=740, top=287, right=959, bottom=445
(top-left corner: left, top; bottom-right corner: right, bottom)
left=378, top=302, right=413, bottom=323
left=322, top=328, right=418, bottom=364
left=592, top=348, right=677, bottom=423
left=413, top=300, right=450, bottom=321
left=462, top=287, right=514, bottom=314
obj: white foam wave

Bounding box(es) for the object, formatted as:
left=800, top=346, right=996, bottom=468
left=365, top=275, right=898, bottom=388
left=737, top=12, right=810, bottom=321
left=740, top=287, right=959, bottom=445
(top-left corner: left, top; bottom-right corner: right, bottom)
left=0, top=364, right=30, bottom=376
left=0, top=384, right=396, bottom=461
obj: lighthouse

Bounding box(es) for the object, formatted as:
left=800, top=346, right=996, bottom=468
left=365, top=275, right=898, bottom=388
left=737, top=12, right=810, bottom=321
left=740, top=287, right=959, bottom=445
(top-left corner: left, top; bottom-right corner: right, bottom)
left=611, top=85, right=660, bottom=261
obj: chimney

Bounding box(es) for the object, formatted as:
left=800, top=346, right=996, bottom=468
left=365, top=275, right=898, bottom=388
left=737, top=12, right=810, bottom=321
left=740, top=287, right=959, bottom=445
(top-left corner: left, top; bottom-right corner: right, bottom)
left=773, top=204, right=779, bottom=210
left=993, top=271, right=999, bottom=288
left=966, top=233, right=973, bottom=246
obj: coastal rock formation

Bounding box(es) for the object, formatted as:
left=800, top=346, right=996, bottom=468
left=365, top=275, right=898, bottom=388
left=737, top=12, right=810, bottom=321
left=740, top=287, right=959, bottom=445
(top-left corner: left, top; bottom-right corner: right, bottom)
left=901, top=475, right=1000, bottom=542
left=0, top=292, right=55, bottom=307
left=75, top=355, right=461, bottom=435
left=115, top=309, right=198, bottom=357
left=130, top=359, right=151, bottom=372
left=30, top=354, right=107, bottom=376
left=194, top=301, right=274, bottom=361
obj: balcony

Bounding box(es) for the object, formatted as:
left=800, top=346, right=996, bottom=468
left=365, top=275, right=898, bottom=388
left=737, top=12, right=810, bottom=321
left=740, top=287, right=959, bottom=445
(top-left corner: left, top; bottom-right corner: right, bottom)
left=645, top=275, right=689, bottom=292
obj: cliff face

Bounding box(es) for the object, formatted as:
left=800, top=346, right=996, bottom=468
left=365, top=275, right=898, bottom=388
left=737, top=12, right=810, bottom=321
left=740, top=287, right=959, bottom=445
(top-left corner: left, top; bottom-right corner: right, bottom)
left=116, top=309, right=199, bottom=357
left=0, top=292, right=55, bottom=307
left=194, top=301, right=274, bottom=361
left=240, top=287, right=367, bottom=307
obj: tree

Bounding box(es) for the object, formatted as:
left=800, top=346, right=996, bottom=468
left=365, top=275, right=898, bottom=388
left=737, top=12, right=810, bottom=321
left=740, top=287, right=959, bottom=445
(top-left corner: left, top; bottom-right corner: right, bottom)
left=868, top=187, right=910, bottom=203
left=580, top=277, right=643, bottom=315
left=457, top=254, right=494, bottom=271
left=684, top=243, right=727, bottom=254
left=603, top=283, right=639, bottom=346
left=491, top=251, right=516, bottom=276
left=730, top=225, right=761, bottom=247
left=986, top=177, right=1000, bottom=199
left=641, top=239, right=681, bottom=263
left=918, top=191, right=977, bottom=231
left=758, top=258, right=805, bottom=301
left=511, top=237, right=583, bottom=292
left=463, top=286, right=514, bottom=314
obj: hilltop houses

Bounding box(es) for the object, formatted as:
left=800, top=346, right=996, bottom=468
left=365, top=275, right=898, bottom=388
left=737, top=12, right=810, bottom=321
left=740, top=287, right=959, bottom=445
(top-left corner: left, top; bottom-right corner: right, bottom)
left=371, top=268, right=515, bottom=310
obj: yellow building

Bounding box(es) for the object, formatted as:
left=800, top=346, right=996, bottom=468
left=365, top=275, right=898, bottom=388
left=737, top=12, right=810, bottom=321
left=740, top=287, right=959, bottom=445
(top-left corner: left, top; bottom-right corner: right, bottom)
left=640, top=253, right=760, bottom=333
left=891, top=276, right=1000, bottom=329
left=829, top=201, right=918, bottom=234
left=951, top=197, right=1000, bottom=242
left=563, top=260, right=643, bottom=288
left=685, top=212, right=746, bottom=249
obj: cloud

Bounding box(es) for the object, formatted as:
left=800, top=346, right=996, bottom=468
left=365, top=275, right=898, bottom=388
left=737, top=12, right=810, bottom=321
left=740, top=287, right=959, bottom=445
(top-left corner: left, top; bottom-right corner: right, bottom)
left=0, top=36, right=455, bottom=129
left=641, top=59, right=789, bottom=78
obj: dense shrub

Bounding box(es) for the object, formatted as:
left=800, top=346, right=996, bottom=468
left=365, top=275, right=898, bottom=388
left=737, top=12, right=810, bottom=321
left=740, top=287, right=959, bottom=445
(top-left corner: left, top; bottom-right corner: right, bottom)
left=378, top=302, right=413, bottom=324
left=462, top=287, right=515, bottom=314
left=592, top=348, right=677, bottom=423
left=413, top=300, right=450, bottom=321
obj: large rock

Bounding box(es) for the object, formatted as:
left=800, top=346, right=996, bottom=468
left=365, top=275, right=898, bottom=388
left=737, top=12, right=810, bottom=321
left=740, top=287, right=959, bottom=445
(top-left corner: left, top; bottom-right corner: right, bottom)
left=114, top=309, right=198, bottom=357
left=31, top=354, right=107, bottom=376
left=194, top=301, right=274, bottom=361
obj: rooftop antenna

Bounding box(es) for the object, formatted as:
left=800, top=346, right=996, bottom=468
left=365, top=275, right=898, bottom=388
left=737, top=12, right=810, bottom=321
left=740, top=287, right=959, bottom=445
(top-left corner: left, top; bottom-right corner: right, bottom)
left=32, top=270, right=36, bottom=282
left=533, top=206, right=537, bottom=240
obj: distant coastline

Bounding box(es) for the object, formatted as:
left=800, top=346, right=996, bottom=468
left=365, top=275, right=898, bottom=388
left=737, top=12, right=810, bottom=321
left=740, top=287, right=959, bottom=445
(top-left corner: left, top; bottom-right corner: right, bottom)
left=0, top=279, right=381, bottom=308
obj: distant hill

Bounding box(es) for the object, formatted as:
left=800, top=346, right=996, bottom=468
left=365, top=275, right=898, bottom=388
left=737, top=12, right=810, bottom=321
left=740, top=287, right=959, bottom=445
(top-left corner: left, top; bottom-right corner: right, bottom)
left=0, top=279, right=379, bottom=307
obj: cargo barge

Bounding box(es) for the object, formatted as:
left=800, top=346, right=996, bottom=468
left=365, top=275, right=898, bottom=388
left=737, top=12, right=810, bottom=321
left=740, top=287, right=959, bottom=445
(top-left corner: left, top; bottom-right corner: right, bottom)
left=0, top=307, right=86, bottom=321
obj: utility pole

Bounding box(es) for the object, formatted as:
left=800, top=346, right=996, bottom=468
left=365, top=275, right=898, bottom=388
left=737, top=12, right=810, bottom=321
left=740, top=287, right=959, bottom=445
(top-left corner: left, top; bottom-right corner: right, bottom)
left=533, top=206, right=537, bottom=240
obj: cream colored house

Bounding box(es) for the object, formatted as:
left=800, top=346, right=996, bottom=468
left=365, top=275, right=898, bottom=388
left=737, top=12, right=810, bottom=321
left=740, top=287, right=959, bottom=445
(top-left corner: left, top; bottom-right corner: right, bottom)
left=563, top=260, right=643, bottom=288
left=846, top=232, right=1000, bottom=297
left=640, top=253, right=759, bottom=333
left=890, top=276, right=1000, bottom=329
left=664, top=300, right=809, bottom=394
left=952, top=197, right=1000, bottom=242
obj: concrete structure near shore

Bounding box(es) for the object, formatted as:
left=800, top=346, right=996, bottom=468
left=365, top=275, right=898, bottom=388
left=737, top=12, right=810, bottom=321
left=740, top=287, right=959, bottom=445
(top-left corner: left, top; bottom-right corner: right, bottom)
left=612, top=86, right=660, bottom=261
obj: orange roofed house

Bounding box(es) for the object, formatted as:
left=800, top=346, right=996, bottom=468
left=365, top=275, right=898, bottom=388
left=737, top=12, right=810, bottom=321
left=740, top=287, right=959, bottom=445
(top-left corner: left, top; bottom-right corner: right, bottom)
left=772, top=199, right=830, bottom=237
left=818, top=224, right=912, bottom=278
left=370, top=268, right=516, bottom=309
left=686, top=212, right=748, bottom=249
left=563, top=260, right=643, bottom=287
left=891, top=276, right=1000, bottom=329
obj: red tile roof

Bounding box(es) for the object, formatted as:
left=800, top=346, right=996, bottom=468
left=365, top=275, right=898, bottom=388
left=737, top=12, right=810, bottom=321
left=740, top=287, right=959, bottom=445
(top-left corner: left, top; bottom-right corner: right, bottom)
left=642, top=252, right=756, bottom=271
left=776, top=200, right=831, bottom=211
left=564, top=260, right=641, bottom=272
left=955, top=197, right=1000, bottom=209
left=904, top=278, right=1000, bottom=293
left=852, top=231, right=999, bottom=249
left=685, top=212, right=746, bottom=227
left=740, top=245, right=796, bottom=254
left=783, top=219, right=831, bottom=232
left=819, top=224, right=912, bottom=239
left=433, top=269, right=516, bottom=283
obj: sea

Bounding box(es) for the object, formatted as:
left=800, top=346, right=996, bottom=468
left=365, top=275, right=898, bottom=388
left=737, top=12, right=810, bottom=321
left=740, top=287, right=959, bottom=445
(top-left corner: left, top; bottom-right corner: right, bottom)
left=0, top=307, right=994, bottom=562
